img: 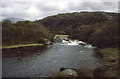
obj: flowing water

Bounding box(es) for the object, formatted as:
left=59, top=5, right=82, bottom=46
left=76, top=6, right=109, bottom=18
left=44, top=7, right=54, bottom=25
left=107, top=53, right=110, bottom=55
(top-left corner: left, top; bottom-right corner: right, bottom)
left=2, top=38, right=103, bottom=77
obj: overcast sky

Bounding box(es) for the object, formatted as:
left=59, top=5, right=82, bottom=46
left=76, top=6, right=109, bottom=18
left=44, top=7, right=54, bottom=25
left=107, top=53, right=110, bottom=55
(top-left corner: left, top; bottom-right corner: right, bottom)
left=0, top=0, right=119, bottom=21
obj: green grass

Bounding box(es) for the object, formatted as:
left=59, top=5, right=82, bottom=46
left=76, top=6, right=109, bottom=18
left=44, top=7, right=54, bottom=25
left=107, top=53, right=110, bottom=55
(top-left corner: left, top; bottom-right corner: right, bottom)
left=2, top=43, right=44, bottom=49
left=99, top=48, right=119, bottom=77
left=54, top=35, right=69, bottom=38
left=55, top=35, right=69, bottom=37
left=99, top=48, right=118, bottom=61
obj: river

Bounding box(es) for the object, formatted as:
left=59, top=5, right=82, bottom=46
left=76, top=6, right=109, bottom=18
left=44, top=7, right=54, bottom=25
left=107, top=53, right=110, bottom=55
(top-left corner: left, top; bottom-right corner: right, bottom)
left=2, top=38, right=103, bottom=77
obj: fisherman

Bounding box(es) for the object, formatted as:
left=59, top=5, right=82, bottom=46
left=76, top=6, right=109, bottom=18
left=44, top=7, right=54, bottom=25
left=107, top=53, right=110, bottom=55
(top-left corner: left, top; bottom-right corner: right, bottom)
left=17, top=51, right=21, bottom=60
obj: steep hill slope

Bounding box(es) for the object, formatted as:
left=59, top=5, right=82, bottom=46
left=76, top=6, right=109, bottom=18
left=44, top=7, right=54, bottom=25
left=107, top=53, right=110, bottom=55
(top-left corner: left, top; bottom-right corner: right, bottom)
left=40, top=12, right=118, bottom=34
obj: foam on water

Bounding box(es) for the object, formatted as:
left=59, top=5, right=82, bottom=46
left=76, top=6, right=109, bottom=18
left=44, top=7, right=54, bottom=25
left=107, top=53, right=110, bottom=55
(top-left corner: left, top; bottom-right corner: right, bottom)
left=61, top=39, right=96, bottom=48
left=61, top=39, right=85, bottom=45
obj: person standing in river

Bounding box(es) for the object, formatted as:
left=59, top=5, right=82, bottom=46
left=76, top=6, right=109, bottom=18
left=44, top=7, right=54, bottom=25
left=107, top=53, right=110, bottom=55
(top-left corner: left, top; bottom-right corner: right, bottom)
left=17, top=51, right=21, bottom=60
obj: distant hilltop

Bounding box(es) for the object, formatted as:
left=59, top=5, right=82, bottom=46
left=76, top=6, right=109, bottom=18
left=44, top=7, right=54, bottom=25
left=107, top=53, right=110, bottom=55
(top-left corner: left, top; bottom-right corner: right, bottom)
left=2, top=17, right=25, bottom=23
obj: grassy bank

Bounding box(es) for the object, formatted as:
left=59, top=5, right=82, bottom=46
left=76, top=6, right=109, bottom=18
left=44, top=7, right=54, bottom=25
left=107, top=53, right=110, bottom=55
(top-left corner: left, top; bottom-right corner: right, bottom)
left=99, top=48, right=118, bottom=63
left=2, top=43, right=44, bottom=49
left=54, top=35, right=69, bottom=39
left=97, top=48, right=119, bottom=77
left=55, top=35, right=69, bottom=37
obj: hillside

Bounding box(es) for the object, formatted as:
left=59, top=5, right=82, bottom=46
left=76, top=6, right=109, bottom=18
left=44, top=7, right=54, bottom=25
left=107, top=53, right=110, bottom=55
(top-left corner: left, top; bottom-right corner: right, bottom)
left=2, top=20, right=53, bottom=46
left=40, top=12, right=118, bottom=34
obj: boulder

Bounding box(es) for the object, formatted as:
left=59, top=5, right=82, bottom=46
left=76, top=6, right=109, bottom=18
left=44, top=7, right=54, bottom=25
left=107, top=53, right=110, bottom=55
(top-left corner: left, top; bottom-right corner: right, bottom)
left=54, top=37, right=62, bottom=42
left=60, top=68, right=78, bottom=76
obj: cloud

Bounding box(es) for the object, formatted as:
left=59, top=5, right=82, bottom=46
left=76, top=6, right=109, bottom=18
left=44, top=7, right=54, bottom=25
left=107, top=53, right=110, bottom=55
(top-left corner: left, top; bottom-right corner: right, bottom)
left=1, top=2, right=63, bottom=20
left=67, top=2, right=118, bottom=12
left=0, top=0, right=119, bottom=21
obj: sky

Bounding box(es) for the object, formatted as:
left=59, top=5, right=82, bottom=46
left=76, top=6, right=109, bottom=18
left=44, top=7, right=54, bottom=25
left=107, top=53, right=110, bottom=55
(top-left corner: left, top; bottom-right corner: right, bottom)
left=0, top=0, right=120, bottom=21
